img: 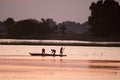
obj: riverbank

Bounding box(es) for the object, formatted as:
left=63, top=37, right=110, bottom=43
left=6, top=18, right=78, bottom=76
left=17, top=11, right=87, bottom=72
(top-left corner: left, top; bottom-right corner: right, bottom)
left=0, top=39, right=120, bottom=47
left=0, top=56, right=120, bottom=80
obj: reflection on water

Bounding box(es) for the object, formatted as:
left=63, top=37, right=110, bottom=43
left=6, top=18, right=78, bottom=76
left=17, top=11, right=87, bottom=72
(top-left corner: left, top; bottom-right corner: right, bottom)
left=0, top=45, right=120, bottom=60
left=0, top=44, right=120, bottom=80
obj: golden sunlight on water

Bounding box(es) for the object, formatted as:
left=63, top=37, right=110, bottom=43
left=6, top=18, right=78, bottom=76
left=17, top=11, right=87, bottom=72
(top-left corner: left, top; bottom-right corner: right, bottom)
left=0, top=57, right=120, bottom=80
left=0, top=45, right=120, bottom=60
left=0, top=45, right=120, bottom=80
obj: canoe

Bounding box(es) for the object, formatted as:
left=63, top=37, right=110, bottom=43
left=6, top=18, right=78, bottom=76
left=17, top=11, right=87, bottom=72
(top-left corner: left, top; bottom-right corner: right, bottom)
left=29, top=53, right=67, bottom=57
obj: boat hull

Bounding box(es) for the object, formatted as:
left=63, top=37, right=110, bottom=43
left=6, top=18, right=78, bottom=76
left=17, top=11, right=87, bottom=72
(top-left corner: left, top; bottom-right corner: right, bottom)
left=29, top=53, right=67, bottom=57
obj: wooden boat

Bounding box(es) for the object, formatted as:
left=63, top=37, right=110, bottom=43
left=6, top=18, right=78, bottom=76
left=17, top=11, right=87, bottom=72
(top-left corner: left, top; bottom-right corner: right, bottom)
left=29, top=53, right=67, bottom=57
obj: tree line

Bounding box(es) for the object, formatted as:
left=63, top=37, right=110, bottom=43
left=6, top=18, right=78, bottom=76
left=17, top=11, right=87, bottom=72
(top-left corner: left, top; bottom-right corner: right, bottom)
left=0, top=18, right=67, bottom=39
left=89, top=0, right=120, bottom=38
left=0, top=0, right=120, bottom=40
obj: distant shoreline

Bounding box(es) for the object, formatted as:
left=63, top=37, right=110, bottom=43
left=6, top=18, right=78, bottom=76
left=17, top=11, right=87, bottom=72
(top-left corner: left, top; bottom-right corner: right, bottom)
left=0, top=39, right=120, bottom=47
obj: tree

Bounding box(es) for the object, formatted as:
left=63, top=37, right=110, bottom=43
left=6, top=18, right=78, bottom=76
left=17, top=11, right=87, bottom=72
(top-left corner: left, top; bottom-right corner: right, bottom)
left=11, top=19, right=39, bottom=38
left=53, top=25, right=58, bottom=33
left=59, top=25, right=66, bottom=34
left=40, top=18, right=52, bottom=34
left=3, top=18, right=15, bottom=34
left=0, top=21, right=4, bottom=33
left=46, top=18, right=57, bottom=33
left=88, top=0, right=120, bottom=37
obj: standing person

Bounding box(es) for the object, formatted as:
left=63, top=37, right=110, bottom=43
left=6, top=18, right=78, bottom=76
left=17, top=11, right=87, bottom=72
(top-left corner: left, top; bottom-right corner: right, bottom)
left=60, top=47, right=65, bottom=55
left=42, top=48, right=45, bottom=54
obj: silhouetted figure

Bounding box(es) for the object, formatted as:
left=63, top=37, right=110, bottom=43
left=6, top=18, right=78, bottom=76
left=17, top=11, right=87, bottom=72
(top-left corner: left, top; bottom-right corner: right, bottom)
left=42, top=48, right=45, bottom=54
left=51, top=49, right=56, bottom=55
left=60, top=47, right=65, bottom=55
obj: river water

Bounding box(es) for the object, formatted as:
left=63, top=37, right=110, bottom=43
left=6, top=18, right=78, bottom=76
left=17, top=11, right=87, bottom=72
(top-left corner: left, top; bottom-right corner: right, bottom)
left=0, top=45, right=120, bottom=60
left=0, top=40, right=120, bottom=80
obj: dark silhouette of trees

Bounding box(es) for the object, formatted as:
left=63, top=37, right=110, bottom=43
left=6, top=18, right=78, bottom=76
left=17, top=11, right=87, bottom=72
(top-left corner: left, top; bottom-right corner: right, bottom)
left=60, top=25, right=66, bottom=34
left=58, top=22, right=67, bottom=34
left=46, top=18, right=58, bottom=33
left=11, top=19, right=39, bottom=38
left=3, top=18, right=16, bottom=34
left=0, top=17, right=92, bottom=40
left=88, top=0, right=120, bottom=37
left=0, top=22, right=4, bottom=33
left=53, top=25, right=58, bottom=33
left=9, top=18, right=54, bottom=38
left=40, top=18, right=53, bottom=34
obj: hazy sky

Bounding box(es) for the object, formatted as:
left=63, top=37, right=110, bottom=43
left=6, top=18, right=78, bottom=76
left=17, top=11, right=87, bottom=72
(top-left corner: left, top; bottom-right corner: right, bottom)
left=0, top=0, right=120, bottom=23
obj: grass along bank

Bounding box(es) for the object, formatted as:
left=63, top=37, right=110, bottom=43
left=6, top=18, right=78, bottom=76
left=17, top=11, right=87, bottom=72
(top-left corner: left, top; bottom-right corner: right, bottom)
left=0, top=39, right=120, bottom=47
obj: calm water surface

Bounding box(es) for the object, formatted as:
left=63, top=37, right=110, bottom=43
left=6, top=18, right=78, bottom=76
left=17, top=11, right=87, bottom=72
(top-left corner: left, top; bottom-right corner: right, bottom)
left=0, top=44, right=120, bottom=80
left=0, top=45, right=120, bottom=60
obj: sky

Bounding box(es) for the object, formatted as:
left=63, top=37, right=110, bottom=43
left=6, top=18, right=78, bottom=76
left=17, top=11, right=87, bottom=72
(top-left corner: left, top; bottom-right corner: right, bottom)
left=0, top=0, right=120, bottom=23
